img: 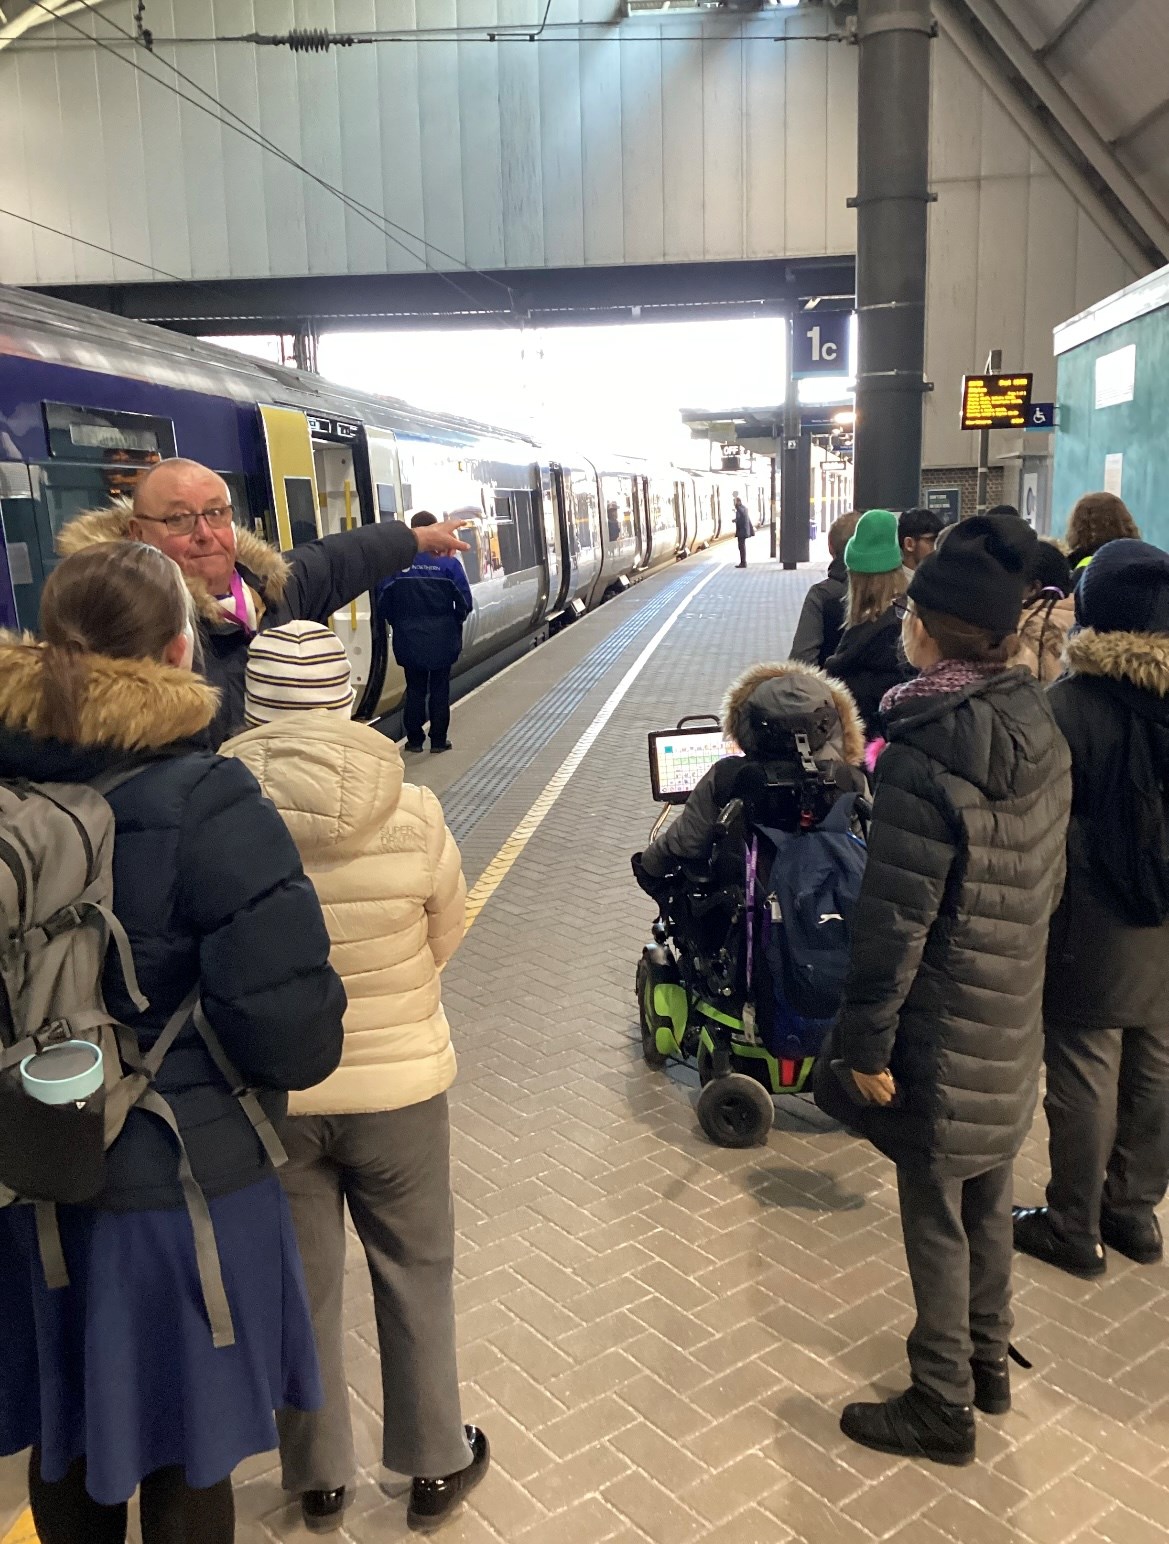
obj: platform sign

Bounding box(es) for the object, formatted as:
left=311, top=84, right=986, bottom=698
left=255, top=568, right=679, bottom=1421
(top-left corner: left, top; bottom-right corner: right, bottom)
left=960, top=373, right=1034, bottom=430
left=792, top=311, right=852, bottom=378
left=1023, top=402, right=1056, bottom=431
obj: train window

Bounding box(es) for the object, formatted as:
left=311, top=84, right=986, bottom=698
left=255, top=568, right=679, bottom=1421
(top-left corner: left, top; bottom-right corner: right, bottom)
left=494, top=491, right=537, bottom=576
left=377, top=482, right=398, bottom=519
left=285, top=476, right=318, bottom=546
left=461, top=527, right=483, bottom=586
left=42, top=402, right=176, bottom=464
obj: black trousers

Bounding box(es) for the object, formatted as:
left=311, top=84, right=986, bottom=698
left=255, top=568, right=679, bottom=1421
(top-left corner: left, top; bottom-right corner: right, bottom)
left=1044, top=1018, right=1169, bottom=1248
left=896, top=1161, right=1014, bottom=1407
left=403, top=665, right=452, bottom=746
left=736, top=536, right=748, bottom=567
left=29, top=1451, right=234, bottom=1544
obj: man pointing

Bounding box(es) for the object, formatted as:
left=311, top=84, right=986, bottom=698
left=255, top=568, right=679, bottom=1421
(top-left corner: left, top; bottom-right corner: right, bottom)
left=56, top=457, right=469, bottom=746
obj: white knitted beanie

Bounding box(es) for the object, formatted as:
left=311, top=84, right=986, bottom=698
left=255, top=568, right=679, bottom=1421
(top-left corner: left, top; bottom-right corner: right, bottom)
left=244, top=620, right=356, bottom=727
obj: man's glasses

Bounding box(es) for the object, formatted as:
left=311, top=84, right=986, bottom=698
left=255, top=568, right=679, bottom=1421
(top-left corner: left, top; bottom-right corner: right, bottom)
left=137, top=505, right=234, bottom=537
left=892, top=594, right=914, bottom=622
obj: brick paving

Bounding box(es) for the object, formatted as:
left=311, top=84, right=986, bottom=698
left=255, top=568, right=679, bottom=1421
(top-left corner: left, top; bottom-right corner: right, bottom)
left=118, top=541, right=1169, bottom=1540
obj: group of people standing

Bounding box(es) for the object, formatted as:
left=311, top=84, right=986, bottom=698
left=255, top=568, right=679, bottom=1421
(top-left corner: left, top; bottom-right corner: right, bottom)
left=0, top=459, right=486, bottom=1542
left=791, top=494, right=1168, bottom=1465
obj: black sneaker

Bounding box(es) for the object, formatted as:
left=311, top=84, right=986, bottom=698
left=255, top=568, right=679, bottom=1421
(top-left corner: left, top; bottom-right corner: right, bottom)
left=972, top=1346, right=1031, bottom=1415
left=403, top=740, right=426, bottom=754
left=1013, top=1206, right=1106, bottom=1279
left=430, top=740, right=453, bottom=754
left=407, top=1426, right=490, bottom=1532
left=840, top=1386, right=975, bottom=1466
left=1100, top=1210, right=1163, bottom=1265
left=301, top=1488, right=346, bottom=1534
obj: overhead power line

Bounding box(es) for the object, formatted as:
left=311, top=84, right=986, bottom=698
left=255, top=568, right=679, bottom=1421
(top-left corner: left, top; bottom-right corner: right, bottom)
left=26, top=0, right=520, bottom=324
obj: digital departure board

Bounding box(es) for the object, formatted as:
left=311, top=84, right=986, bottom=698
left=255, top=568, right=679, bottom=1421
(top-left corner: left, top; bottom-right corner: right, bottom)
left=960, top=374, right=1034, bottom=431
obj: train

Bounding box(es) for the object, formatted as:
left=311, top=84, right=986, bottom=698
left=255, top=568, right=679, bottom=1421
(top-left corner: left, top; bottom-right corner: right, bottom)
left=0, top=285, right=770, bottom=715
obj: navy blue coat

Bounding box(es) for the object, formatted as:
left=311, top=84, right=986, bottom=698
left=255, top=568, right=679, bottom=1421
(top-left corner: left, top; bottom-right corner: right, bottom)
left=0, top=645, right=346, bottom=1212
left=378, top=554, right=474, bottom=672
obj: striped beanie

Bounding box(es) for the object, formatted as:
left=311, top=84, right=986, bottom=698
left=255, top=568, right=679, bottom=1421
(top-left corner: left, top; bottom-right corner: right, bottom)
left=244, top=621, right=355, bottom=727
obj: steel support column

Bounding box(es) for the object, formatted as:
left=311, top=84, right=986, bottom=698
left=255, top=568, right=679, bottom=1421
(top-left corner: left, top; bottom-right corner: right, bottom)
left=851, top=0, right=934, bottom=514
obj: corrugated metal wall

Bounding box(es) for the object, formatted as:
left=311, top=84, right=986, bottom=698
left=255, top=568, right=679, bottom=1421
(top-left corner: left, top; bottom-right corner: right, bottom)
left=0, top=7, right=1143, bottom=467
left=0, top=1, right=856, bottom=283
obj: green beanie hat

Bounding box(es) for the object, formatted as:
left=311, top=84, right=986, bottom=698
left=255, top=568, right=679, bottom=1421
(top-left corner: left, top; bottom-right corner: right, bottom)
left=844, top=508, right=902, bottom=575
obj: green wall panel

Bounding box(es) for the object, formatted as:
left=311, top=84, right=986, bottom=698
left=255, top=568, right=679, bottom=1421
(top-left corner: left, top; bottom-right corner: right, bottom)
left=1053, top=304, right=1169, bottom=550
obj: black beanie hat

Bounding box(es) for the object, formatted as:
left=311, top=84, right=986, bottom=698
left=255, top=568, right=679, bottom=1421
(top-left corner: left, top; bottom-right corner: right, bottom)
left=1076, top=539, right=1169, bottom=634
left=908, top=514, right=1038, bottom=636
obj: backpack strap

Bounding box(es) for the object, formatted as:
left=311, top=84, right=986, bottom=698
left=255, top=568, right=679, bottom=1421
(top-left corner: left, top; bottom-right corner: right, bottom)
left=19, top=900, right=148, bottom=1016
left=818, top=792, right=860, bottom=833
left=192, top=1003, right=288, bottom=1172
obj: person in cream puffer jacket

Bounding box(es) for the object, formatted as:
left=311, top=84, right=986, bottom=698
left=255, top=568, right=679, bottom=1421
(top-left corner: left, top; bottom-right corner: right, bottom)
left=221, top=620, right=489, bottom=1537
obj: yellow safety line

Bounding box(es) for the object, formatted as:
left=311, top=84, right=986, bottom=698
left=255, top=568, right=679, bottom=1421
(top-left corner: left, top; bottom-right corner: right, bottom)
left=1, top=1509, right=35, bottom=1544
left=464, top=559, right=726, bottom=931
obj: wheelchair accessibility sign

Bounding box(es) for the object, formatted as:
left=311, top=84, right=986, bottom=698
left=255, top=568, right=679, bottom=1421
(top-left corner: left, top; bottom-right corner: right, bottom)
left=1024, top=402, right=1057, bottom=430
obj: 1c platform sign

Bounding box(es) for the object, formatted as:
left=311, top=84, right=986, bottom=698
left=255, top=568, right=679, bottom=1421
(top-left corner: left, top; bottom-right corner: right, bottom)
left=792, top=312, right=852, bottom=378
left=960, top=373, right=1034, bottom=430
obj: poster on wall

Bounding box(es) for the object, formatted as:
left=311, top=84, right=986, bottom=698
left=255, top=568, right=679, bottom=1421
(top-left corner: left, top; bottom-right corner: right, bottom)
left=1021, top=473, right=1039, bottom=528
left=1103, top=453, right=1124, bottom=496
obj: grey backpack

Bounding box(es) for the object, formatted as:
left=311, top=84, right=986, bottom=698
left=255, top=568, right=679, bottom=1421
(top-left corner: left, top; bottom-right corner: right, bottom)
left=0, top=770, right=286, bottom=1348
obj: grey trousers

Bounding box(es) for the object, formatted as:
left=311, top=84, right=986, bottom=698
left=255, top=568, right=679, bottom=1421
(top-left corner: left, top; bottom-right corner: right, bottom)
left=276, top=1097, right=472, bottom=1490
left=896, top=1161, right=1014, bottom=1407
left=1044, top=1018, right=1169, bottom=1248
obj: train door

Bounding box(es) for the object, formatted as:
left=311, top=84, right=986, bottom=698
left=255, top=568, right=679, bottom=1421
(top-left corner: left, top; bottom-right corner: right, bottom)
left=631, top=476, right=648, bottom=570
left=549, top=463, right=575, bottom=615
left=0, top=463, right=32, bottom=628
left=257, top=405, right=319, bottom=551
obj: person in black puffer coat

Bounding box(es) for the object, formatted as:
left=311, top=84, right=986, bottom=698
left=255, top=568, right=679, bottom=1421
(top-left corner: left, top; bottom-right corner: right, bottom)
left=824, top=509, right=911, bottom=735
left=0, top=543, right=345, bottom=1544
left=816, top=514, right=1071, bottom=1467
left=1014, top=540, right=1169, bottom=1279
left=789, top=511, right=859, bottom=669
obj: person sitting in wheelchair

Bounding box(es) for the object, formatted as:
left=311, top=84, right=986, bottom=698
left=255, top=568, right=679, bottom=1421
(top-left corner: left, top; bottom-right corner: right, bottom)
left=635, top=660, right=867, bottom=890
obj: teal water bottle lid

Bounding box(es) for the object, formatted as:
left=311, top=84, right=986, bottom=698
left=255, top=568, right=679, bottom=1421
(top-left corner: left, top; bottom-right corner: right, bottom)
left=21, top=1041, right=104, bottom=1105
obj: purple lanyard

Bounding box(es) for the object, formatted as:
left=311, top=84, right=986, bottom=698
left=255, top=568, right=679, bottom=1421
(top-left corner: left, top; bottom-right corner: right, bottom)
left=745, top=837, right=758, bottom=985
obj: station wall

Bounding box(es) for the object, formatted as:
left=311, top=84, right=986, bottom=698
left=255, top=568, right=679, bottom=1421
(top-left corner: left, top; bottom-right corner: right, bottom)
left=0, top=4, right=1148, bottom=481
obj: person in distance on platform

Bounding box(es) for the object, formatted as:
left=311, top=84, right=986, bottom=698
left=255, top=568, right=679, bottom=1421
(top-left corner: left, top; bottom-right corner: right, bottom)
left=0, top=543, right=345, bottom=1544
left=824, top=508, right=911, bottom=737
left=789, top=510, right=860, bottom=670
left=897, top=506, right=944, bottom=578
left=816, top=514, right=1071, bottom=1466
left=377, top=510, right=474, bottom=755
left=1014, top=541, right=1075, bottom=684
left=56, top=458, right=470, bottom=747
left=1014, top=540, right=1169, bottom=1279
left=221, top=622, right=487, bottom=1538
left=733, top=493, right=754, bottom=568
left=1064, top=490, right=1140, bottom=586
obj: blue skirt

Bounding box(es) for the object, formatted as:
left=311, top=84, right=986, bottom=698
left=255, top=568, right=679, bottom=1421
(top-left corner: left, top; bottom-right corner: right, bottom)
left=0, top=1175, right=322, bottom=1505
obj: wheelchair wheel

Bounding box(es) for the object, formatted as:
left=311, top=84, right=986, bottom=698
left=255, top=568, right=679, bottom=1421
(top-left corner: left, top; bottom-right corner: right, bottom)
left=697, top=1073, right=774, bottom=1148
left=635, top=958, right=668, bottom=1069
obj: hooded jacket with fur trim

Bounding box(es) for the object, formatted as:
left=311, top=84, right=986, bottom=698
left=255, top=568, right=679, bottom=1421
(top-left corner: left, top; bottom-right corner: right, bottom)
left=221, top=712, right=466, bottom=1114
left=0, top=636, right=346, bottom=1211
left=639, top=660, right=866, bottom=878
left=57, top=505, right=418, bottom=747
left=829, top=668, right=1071, bottom=1177
left=1045, top=628, right=1169, bottom=1029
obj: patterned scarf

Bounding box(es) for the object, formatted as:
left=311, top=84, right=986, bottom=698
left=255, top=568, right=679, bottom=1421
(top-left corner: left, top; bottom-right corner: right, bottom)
left=881, top=659, right=1005, bottom=717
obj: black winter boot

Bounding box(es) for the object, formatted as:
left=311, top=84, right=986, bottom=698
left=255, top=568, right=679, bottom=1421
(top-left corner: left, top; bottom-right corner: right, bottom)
left=840, top=1386, right=975, bottom=1466
left=1013, top=1206, right=1106, bottom=1278
left=1100, top=1210, right=1163, bottom=1265
left=972, top=1343, right=1032, bottom=1416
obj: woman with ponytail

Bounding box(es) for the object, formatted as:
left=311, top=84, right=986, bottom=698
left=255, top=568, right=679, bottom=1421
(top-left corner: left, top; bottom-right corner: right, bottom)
left=0, top=543, right=345, bottom=1544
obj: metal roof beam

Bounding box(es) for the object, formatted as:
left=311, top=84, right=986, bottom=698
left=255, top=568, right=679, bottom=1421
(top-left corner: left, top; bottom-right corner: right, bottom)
left=1112, top=94, right=1169, bottom=150
left=933, top=0, right=1156, bottom=274
left=1035, top=0, right=1105, bottom=61
left=948, top=0, right=1169, bottom=264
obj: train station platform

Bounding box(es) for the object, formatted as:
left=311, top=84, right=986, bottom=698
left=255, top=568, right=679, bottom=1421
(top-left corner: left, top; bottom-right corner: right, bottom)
left=4, top=534, right=1168, bottom=1544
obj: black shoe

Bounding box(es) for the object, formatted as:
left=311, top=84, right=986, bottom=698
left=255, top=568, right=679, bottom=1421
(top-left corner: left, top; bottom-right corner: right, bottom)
left=403, top=740, right=426, bottom=754
left=301, top=1488, right=346, bottom=1534
left=430, top=741, right=453, bottom=754
left=840, top=1386, right=975, bottom=1467
left=407, top=1427, right=490, bottom=1532
left=972, top=1344, right=1031, bottom=1416
left=1101, top=1210, right=1163, bottom=1265
left=1013, top=1206, right=1106, bottom=1279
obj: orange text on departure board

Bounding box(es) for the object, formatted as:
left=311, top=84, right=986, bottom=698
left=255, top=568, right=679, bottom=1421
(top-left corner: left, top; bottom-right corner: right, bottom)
left=960, top=374, right=1034, bottom=431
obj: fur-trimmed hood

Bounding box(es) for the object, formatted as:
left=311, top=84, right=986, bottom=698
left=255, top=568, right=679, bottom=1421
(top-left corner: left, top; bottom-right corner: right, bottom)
left=721, top=659, right=866, bottom=766
left=0, top=634, right=218, bottom=751
left=56, top=502, right=290, bottom=624
left=1064, top=628, right=1169, bottom=699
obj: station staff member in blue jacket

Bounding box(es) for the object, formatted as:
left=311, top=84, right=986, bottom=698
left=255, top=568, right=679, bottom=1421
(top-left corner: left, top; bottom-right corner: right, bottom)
left=378, top=511, right=474, bottom=753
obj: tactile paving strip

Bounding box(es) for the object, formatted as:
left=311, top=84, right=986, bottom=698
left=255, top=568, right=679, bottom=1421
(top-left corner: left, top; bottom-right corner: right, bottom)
left=442, top=567, right=707, bottom=845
